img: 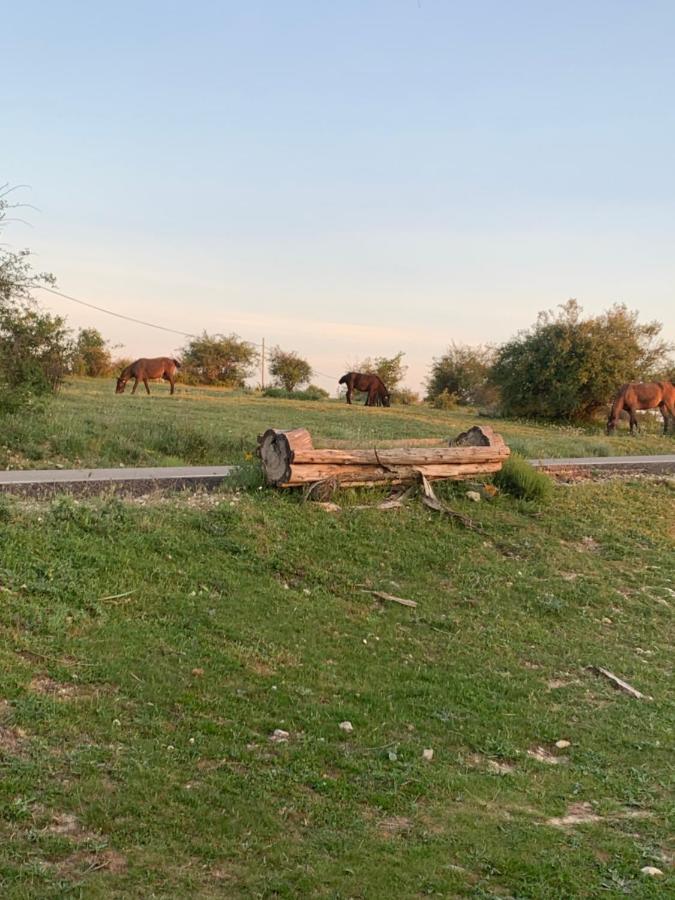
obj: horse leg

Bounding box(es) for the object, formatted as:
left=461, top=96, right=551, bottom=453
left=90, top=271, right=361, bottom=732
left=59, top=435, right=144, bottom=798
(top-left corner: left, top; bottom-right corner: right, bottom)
left=346, top=387, right=352, bottom=405
left=660, top=400, right=674, bottom=434
left=628, top=407, right=639, bottom=435
left=169, top=376, right=175, bottom=395
left=143, top=378, right=151, bottom=395
left=131, top=378, right=139, bottom=395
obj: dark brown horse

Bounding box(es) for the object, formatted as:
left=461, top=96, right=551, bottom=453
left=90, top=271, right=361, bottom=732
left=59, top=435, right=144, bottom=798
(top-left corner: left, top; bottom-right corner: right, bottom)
left=607, top=381, right=675, bottom=434
left=339, top=372, right=391, bottom=407
left=116, top=357, right=181, bottom=395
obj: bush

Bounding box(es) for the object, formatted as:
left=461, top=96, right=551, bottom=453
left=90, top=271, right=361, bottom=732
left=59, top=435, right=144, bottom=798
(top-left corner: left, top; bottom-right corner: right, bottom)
left=390, top=387, right=419, bottom=405
left=262, top=384, right=329, bottom=401
left=0, top=301, right=72, bottom=406
left=432, top=389, right=459, bottom=410
left=180, top=332, right=258, bottom=386
left=426, top=343, right=496, bottom=405
left=71, top=328, right=114, bottom=377
left=268, top=347, right=312, bottom=392
left=491, top=300, right=672, bottom=422
left=494, top=455, right=552, bottom=502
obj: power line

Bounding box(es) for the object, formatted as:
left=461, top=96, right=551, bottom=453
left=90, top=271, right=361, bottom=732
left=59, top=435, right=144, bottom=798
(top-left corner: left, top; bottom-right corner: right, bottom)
left=35, top=285, right=199, bottom=339
left=34, top=284, right=341, bottom=383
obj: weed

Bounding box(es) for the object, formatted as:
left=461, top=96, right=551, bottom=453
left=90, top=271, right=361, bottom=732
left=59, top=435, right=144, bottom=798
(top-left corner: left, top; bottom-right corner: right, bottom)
left=494, top=454, right=553, bottom=502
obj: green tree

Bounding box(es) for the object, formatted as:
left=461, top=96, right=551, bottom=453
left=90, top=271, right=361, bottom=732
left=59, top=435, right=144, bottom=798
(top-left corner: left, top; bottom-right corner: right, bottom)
left=491, top=300, right=672, bottom=421
left=426, top=343, right=496, bottom=405
left=0, top=186, right=56, bottom=304
left=355, top=351, right=407, bottom=390
left=0, top=301, right=73, bottom=406
left=0, top=185, right=70, bottom=409
left=181, top=332, right=258, bottom=386
left=72, top=327, right=113, bottom=377
left=268, top=346, right=313, bottom=392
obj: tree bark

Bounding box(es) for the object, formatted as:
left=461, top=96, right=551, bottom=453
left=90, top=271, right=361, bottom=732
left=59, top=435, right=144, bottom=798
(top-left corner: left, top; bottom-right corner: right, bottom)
left=257, top=425, right=509, bottom=488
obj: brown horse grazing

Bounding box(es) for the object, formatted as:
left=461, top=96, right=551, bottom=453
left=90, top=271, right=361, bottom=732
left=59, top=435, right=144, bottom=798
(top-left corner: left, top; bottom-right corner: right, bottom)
left=116, top=357, right=181, bottom=395
left=339, top=372, right=391, bottom=407
left=606, top=381, right=675, bottom=435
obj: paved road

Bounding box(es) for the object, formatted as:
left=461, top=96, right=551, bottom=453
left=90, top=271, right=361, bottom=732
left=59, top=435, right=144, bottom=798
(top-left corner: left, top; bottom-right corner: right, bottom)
left=0, top=465, right=238, bottom=495
left=1, top=456, right=673, bottom=495
left=531, top=455, right=675, bottom=472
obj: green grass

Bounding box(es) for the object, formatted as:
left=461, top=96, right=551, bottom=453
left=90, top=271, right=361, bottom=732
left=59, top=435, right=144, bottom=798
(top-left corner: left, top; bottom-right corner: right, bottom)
left=494, top=455, right=554, bottom=502
left=0, top=377, right=673, bottom=470
left=0, top=479, right=673, bottom=897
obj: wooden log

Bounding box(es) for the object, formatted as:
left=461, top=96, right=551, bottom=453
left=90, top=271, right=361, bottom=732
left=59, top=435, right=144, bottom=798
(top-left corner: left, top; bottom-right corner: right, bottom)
left=258, top=425, right=510, bottom=489
left=291, top=446, right=509, bottom=466
left=257, top=428, right=314, bottom=485
left=282, top=461, right=504, bottom=486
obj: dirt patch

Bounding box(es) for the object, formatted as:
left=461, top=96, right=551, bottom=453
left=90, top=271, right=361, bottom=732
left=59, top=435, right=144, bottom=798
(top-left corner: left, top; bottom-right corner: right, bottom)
left=466, top=753, right=516, bottom=775
left=28, top=676, right=107, bottom=700
left=376, top=815, right=413, bottom=838
left=51, top=848, right=128, bottom=878
left=546, top=802, right=602, bottom=828
left=527, top=745, right=569, bottom=765
left=546, top=803, right=654, bottom=829
left=575, top=536, right=600, bottom=553
left=0, top=724, right=29, bottom=756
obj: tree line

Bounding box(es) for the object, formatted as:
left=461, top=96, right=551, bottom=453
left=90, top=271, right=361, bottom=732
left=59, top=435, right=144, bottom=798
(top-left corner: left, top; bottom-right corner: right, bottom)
left=2, top=185, right=673, bottom=421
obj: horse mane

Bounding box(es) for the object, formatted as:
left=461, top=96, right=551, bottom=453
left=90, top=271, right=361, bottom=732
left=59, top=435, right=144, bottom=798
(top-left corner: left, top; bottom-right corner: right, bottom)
left=172, top=358, right=181, bottom=368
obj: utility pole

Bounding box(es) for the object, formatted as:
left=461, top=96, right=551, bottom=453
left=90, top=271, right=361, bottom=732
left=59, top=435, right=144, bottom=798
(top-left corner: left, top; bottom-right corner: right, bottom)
left=261, top=337, right=265, bottom=389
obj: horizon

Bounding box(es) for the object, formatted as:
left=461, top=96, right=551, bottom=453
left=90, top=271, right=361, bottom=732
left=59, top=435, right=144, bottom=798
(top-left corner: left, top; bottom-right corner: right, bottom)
left=4, top=1, right=674, bottom=393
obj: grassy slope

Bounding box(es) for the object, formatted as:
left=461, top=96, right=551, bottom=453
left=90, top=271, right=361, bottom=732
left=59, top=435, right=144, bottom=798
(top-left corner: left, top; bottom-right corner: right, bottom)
left=1, top=377, right=673, bottom=470
left=0, top=479, right=673, bottom=898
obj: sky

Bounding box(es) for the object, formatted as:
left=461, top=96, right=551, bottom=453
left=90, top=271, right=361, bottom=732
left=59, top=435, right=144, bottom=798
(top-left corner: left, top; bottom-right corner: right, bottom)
left=3, top=0, right=674, bottom=392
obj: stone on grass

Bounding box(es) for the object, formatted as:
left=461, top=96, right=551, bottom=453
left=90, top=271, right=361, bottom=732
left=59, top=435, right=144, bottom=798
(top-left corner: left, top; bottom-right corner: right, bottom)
left=269, top=729, right=290, bottom=743
left=466, top=491, right=481, bottom=503
left=339, top=721, right=353, bottom=733
left=640, top=866, right=663, bottom=877
left=555, top=739, right=571, bottom=749
left=422, top=748, right=434, bottom=761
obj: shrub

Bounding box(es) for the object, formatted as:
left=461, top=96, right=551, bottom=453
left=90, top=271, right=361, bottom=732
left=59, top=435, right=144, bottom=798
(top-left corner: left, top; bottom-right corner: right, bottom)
left=390, top=387, right=419, bottom=405
left=432, top=389, right=459, bottom=410
left=426, top=343, right=496, bottom=405
left=262, top=385, right=329, bottom=401
left=71, top=328, right=113, bottom=377
left=491, top=300, right=672, bottom=421
left=268, top=347, right=312, bottom=392
left=494, top=455, right=552, bottom=502
left=180, top=332, right=258, bottom=386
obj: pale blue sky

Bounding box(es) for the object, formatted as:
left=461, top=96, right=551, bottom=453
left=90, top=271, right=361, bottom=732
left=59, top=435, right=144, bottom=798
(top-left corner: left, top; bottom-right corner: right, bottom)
left=4, top=0, right=674, bottom=390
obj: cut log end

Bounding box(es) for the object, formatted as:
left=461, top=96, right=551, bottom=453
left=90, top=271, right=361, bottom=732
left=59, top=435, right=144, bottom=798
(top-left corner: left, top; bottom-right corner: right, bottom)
left=257, top=428, right=314, bottom=485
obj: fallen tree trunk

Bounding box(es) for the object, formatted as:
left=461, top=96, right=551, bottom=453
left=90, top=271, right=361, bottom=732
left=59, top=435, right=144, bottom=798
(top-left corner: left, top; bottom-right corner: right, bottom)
left=257, top=426, right=510, bottom=488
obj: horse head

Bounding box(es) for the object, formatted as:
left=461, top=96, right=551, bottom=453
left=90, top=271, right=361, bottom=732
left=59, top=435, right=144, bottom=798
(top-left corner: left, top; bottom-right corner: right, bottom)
left=115, top=375, right=127, bottom=394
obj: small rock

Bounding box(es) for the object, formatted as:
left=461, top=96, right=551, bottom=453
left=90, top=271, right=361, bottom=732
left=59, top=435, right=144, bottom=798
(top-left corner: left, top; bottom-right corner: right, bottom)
left=339, top=721, right=353, bottom=733
left=191, top=668, right=205, bottom=677
left=601, top=617, right=612, bottom=625
left=422, top=748, right=434, bottom=761
left=555, top=740, right=571, bottom=749
left=640, top=866, right=664, bottom=877
left=466, top=491, right=481, bottom=503
left=388, top=750, right=398, bottom=761
left=269, top=729, right=290, bottom=743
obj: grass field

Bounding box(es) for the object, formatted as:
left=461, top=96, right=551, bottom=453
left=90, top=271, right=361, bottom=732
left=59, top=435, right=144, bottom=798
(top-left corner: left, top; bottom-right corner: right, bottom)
left=0, top=380, right=674, bottom=897
left=1, top=476, right=674, bottom=897
left=1, top=377, right=673, bottom=471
